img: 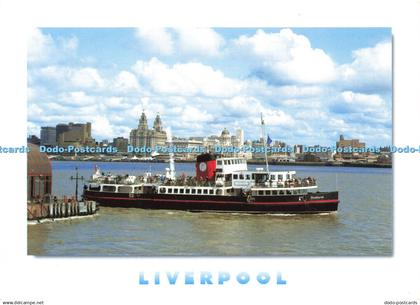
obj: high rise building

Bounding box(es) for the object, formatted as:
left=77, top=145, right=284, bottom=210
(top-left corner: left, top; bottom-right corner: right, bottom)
left=40, top=127, right=57, bottom=146
left=56, top=122, right=95, bottom=147
left=113, top=137, right=129, bottom=153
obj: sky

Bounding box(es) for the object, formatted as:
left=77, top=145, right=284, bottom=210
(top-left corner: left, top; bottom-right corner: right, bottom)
left=27, top=28, right=392, bottom=146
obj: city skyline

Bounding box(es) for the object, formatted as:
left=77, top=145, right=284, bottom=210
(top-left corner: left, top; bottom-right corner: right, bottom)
left=28, top=28, right=392, bottom=146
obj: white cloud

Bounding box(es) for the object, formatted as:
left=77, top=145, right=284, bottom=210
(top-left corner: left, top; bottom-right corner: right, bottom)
left=91, top=116, right=115, bottom=139
left=113, top=71, right=141, bottom=92
left=233, top=29, right=337, bottom=84
left=338, top=41, right=392, bottom=92
left=27, top=28, right=392, bottom=146
left=175, top=28, right=225, bottom=57
left=58, top=91, right=97, bottom=106
left=27, top=121, right=40, bottom=136
left=71, top=67, right=104, bottom=88
left=135, top=28, right=225, bottom=57
left=28, top=28, right=78, bottom=64
left=262, top=109, right=296, bottom=127
left=339, top=91, right=386, bottom=112
left=28, top=28, right=55, bottom=63
left=220, top=96, right=263, bottom=117
left=38, top=66, right=105, bottom=89
left=59, top=36, right=78, bottom=51
left=180, top=105, right=214, bottom=122
left=135, top=28, right=174, bottom=55
left=132, top=57, right=242, bottom=97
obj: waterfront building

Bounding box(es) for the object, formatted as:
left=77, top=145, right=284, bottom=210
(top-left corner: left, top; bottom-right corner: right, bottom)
left=220, top=128, right=231, bottom=146
left=129, top=111, right=167, bottom=154
left=235, top=128, right=244, bottom=147
left=203, top=136, right=220, bottom=153
left=294, top=144, right=304, bottom=154
left=170, top=138, right=204, bottom=160
left=56, top=122, right=95, bottom=147
left=113, top=137, right=129, bottom=153
left=335, top=135, right=366, bottom=160
left=301, top=145, right=333, bottom=162
left=40, top=127, right=57, bottom=147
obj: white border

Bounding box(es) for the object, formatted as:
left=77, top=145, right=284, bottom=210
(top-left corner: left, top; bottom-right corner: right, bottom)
left=1, top=0, right=420, bottom=304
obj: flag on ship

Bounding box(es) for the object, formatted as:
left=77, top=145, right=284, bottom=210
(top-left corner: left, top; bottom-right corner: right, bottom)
left=267, top=135, right=272, bottom=145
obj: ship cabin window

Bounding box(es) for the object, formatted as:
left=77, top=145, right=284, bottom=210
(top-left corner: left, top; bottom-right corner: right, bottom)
left=258, top=190, right=264, bottom=195
left=217, top=160, right=222, bottom=165
left=180, top=189, right=184, bottom=194
left=255, top=173, right=268, bottom=184
left=168, top=188, right=172, bottom=194
left=103, top=185, right=116, bottom=192
left=265, top=190, right=270, bottom=195
left=191, top=189, right=196, bottom=194
left=186, top=189, right=190, bottom=194
left=278, top=175, right=283, bottom=180
left=216, top=189, right=222, bottom=195
left=280, top=191, right=285, bottom=195
left=134, top=186, right=142, bottom=194
left=246, top=174, right=251, bottom=180
left=174, top=188, right=178, bottom=194
left=233, top=174, right=238, bottom=180
left=252, top=174, right=255, bottom=180
left=118, top=186, right=132, bottom=193
left=203, top=189, right=208, bottom=194
left=89, top=185, right=100, bottom=191
left=160, top=188, right=166, bottom=194
left=197, top=189, right=202, bottom=194
left=272, top=190, right=278, bottom=195
left=239, top=174, right=244, bottom=180
left=270, top=175, right=276, bottom=180
left=209, top=189, right=214, bottom=195
left=286, top=190, right=291, bottom=195
left=286, top=174, right=290, bottom=179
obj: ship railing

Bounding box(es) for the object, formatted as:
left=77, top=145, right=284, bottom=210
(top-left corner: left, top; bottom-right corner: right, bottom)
left=254, top=178, right=316, bottom=188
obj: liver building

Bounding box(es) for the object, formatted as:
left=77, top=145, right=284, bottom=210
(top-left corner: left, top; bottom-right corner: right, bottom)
left=129, top=111, right=167, bottom=150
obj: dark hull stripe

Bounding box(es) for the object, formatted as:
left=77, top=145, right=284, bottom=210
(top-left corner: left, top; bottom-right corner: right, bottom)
left=84, top=190, right=339, bottom=213
left=87, top=195, right=338, bottom=205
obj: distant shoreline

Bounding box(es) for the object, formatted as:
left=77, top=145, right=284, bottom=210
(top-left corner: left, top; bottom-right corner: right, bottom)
left=50, top=158, right=392, bottom=168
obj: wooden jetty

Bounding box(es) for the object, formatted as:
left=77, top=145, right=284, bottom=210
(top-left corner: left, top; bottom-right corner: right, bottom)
left=27, top=196, right=98, bottom=221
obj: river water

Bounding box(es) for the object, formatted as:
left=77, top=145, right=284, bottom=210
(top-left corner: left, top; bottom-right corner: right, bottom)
left=27, top=161, right=392, bottom=256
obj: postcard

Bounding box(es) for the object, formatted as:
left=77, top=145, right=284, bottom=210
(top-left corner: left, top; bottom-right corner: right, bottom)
left=0, top=1, right=419, bottom=304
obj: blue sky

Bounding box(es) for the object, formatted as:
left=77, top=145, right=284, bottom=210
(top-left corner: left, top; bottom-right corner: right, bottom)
left=27, top=28, right=392, bottom=146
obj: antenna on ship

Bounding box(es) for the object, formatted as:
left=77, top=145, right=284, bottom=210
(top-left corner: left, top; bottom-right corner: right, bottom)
left=260, top=113, right=270, bottom=175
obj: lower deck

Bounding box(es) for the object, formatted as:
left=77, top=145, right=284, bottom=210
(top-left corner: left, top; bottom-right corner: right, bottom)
left=83, top=190, right=339, bottom=214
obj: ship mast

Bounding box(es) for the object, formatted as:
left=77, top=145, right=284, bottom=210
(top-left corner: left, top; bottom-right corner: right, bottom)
left=165, top=127, right=176, bottom=180
left=260, top=113, right=270, bottom=175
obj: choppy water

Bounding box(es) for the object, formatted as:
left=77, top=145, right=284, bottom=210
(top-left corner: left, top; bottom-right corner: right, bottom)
left=27, top=161, right=392, bottom=256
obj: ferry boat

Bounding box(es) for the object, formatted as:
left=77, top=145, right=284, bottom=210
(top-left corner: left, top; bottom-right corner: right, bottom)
left=83, top=153, right=339, bottom=214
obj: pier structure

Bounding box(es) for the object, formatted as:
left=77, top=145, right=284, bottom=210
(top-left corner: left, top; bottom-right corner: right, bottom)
left=27, top=143, right=98, bottom=222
